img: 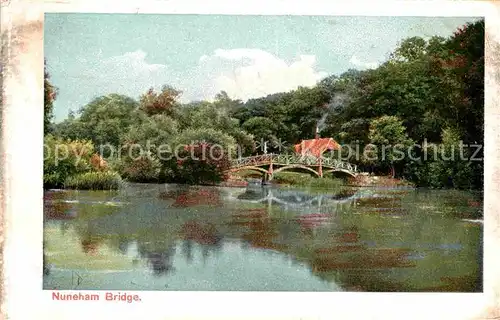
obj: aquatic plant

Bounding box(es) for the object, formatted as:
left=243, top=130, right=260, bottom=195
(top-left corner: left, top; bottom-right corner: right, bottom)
left=64, top=171, right=123, bottom=190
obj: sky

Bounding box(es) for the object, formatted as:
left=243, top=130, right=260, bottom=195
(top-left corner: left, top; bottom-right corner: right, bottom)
left=44, top=14, right=480, bottom=122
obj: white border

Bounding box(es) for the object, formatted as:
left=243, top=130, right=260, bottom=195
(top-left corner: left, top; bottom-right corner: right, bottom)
left=2, top=1, right=499, bottom=319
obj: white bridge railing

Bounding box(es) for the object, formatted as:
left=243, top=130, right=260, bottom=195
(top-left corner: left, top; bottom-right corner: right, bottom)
left=230, top=153, right=358, bottom=173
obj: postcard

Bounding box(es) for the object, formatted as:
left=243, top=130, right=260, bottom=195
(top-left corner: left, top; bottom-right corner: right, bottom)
left=1, top=0, right=499, bottom=319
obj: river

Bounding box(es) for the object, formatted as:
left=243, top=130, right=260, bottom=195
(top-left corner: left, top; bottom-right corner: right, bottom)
left=43, top=183, right=483, bottom=292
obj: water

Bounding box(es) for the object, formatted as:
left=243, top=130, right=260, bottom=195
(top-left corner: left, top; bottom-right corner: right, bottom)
left=43, top=183, right=483, bottom=292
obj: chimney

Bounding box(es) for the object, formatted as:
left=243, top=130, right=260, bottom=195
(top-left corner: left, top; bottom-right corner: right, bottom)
left=315, top=125, right=320, bottom=140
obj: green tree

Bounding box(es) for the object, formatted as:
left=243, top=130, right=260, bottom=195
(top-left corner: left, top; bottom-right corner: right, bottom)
left=391, top=36, right=428, bottom=62
left=418, top=128, right=475, bottom=189
left=123, top=114, right=179, bottom=149
left=175, top=143, right=231, bottom=185
left=241, top=117, right=279, bottom=153
left=184, top=102, right=254, bottom=154
left=368, top=116, right=414, bottom=178
left=76, top=94, right=139, bottom=150
left=43, top=135, right=94, bottom=188
left=44, top=61, right=57, bottom=135
left=172, top=128, right=237, bottom=154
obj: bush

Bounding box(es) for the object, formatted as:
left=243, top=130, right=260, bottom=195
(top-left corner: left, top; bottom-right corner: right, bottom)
left=64, top=171, right=122, bottom=190
left=44, top=135, right=95, bottom=188
left=44, top=135, right=121, bottom=189
left=121, top=153, right=162, bottom=183
left=404, top=128, right=481, bottom=190
left=171, top=143, right=231, bottom=185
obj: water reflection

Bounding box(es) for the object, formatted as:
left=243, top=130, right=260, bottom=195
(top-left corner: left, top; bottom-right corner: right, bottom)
left=138, top=245, right=177, bottom=276
left=43, top=184, right=483, bottom=292
left=159, top=187, right=222, bottom=207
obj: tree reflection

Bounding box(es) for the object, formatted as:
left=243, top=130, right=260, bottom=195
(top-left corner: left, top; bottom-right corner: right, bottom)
left=43, top=186, right=482, bottom=292
left=229, top=208, right=287, bottom=251
left=80, top=235, right=101, bottom=255
left=138, top=243, right=177, bottom=276
left=159, top=187, right=222, bottom=207
left=181, top=239, right=194, bottom=263
left=117, top=238, right=130, bottom=255
left=43, top=191, right=75, bottom=221
left=43, top=241, right=50, bottom=275
left=180, top=221, right=223, bottom=264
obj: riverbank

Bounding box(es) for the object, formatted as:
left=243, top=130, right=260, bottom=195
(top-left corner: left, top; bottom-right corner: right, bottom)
left=225, top=171, right=414, bottom=189
left=44, top=171, right=123, bottom=190
left=225, top=172, right=345, bottom=189
left=348, top=174, right=415, bottom=188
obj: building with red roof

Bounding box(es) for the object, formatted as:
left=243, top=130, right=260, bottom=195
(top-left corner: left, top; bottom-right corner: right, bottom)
left=294, top=137, right=341, bottom=158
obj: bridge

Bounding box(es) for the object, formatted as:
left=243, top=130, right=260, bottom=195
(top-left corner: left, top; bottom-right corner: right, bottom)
left=228, top=153, right=359, bottom=181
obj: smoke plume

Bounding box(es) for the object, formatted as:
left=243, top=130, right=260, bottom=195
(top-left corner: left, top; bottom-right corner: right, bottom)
left=317, top=93, right=347, bottom=133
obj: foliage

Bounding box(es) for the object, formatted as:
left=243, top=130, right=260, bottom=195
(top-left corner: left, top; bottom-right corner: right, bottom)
left=171, top=128, right=238, bottom=157
left=406, top=128, right=476, bottom=189
left=64, top=171, right=122, bottom=190
left=367, top=116, right=414, bottom=177
left=44, top=61, right=57, bottom=135
left=172, top=143, right=231, bottom=185
left=55, top=94, right=139, bottom=153
left=121, top=153, right=162, bottom=183
left=44, top=135, right=94, bottom=188
left=45, top=19, right=484, bottom=189
left=242, top=117, right=279, bottom=153
left=181, top=101, right=254, bottom=153
left=43, top=135, right=119, bottom=189
left=139, top=85, right=182, bottom=116
left=122, top=114, right=179, bottom=156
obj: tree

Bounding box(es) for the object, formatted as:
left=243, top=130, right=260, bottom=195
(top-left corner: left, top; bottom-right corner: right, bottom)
left=213, top=90, right=243, bottom=113
left=419, top=128, right=475, bottom=189
left=184, top=102, right=254, bottom=154
left=391, top=36, right=428, bottom=62
left=241, top=117, right=279, bottom=153
left=76, top=94, right=139, bottom=150
left=44, top=60, right=57, bottom=135
left=172, top=128, right=237, bottom=154
left=122, top=114, right=179, bottom=149
left=43, top=135, right=94, bottom=188
left=44, top=19, right=483, bottom=190
left=120, top=153, right=162, bottom=183
left=368, top=116, right=413, bottom=178
left=139, top=85, right=182, bottom=116
left=175, top=143, right=231, bottom=185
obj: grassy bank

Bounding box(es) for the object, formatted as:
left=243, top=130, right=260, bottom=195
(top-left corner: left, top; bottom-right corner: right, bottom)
left=232, top=170, right=345, bottom=189
left=271, top=172, right=344, bottom=189
left=63, top=171, right=123, bottom=190
left=349, top=174, right=415, bottom=188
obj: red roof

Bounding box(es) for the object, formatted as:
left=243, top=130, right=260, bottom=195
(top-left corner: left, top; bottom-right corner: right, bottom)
left=294, top=138, right=341, bottom=158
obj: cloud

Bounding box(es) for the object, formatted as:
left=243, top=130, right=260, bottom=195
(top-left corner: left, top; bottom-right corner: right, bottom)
left=349, top=55, right=379, bottom=69
left=199, top=55, right=209, bottom=63
left=79, top=50, right=170, bottom=99
left=197, top=48, right=327, bottom=101
left=61, top=48, right=326, bottom=117
left=103, top=49, right=168, bottom=76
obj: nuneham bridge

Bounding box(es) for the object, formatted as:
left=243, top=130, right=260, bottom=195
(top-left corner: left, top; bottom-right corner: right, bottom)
left=228, top=153, right=359, bottom=182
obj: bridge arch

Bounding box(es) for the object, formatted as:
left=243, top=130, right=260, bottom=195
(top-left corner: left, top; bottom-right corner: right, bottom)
left=323, top=168, right=357, bottom=178
left=270, top=165, right=320, bottom=180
